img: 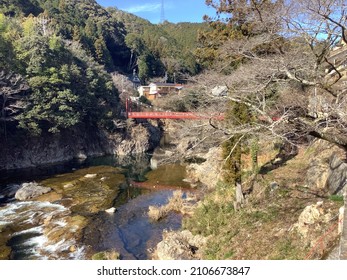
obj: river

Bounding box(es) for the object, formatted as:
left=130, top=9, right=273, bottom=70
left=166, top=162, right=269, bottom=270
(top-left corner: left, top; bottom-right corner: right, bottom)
left=0, top=155, right=191, bottom=260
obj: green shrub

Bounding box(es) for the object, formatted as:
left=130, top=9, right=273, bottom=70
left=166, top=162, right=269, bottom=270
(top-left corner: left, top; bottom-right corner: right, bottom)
left=329, top=195, right=344, bottom=202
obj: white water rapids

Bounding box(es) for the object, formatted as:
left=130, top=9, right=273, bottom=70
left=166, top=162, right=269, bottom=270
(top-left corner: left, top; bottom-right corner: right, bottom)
left=0, top=200, right=85, bottom=260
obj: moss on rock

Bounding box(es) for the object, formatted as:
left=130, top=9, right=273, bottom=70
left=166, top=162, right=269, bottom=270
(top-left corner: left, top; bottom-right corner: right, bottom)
left=40, top=166, right=125, bottom=214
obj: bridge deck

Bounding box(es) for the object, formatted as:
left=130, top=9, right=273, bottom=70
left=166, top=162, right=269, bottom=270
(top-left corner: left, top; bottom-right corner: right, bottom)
left=128, top=111, right=224, bottom=120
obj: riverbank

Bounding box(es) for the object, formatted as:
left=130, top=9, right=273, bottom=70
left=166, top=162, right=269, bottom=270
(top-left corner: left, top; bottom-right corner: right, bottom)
left=153, top=139, right=346, bottom=260
left=2, top=115, right=346, bottom=260
left=0, top=121, right=162, bottom=171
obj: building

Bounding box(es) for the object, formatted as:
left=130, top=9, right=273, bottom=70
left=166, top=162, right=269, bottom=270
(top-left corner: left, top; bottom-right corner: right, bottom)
left=138, top=82, right=183, bottom=100
left=138, top=86, right=151, bottom=98
left=131, top=69, right=141, bottom=89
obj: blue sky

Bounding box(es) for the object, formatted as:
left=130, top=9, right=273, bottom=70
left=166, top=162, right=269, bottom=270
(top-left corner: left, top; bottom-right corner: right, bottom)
left=96, top=0, right=216, bottom=23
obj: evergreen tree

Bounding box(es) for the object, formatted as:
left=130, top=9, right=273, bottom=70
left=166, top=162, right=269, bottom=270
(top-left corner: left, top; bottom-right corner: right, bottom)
left=222, top=102, right=252, bottom=186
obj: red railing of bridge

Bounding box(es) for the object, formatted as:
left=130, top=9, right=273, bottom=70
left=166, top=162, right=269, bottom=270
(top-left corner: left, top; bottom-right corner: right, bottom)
left=126, top=98, right=224, bottom=120
left=127, top=111, right=225, bottom=120
left=125, top=99, right=282, bottom=121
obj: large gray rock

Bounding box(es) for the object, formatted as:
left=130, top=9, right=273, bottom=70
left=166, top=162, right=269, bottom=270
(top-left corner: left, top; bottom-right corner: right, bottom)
left=305, top=159, right=330, bottom=190
left=15, top=182, right=52, bottom=201
left=305, top=150, right=347, bottom=195
left=186, top=147, right=223, bottom=189
left=326, top=154, right=347, bottom=195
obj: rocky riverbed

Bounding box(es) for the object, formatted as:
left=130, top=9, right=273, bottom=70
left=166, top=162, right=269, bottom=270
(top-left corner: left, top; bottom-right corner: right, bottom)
left=0, top=165, right=125, bottom=259
left=0, top=157, right=195, bottom=260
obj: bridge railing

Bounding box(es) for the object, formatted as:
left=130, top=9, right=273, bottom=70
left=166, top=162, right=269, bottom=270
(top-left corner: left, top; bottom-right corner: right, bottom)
left=127, top=111, right=225, bottom=120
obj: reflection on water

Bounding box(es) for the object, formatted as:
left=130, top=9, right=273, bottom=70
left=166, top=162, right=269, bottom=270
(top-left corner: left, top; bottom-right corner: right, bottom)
left=0, top=154, right=190, bottom=260
left=84, top=189, right=182, bottom=260
left=0, top=154, right=151, bottom=186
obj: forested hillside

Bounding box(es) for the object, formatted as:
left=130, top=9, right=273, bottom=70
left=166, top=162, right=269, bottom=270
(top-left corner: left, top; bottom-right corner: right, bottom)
left=0, top=0, right=205, bottom=137
left=109, top=9, right=206, bottom=82
left=0, top=11, right=118, bottom=135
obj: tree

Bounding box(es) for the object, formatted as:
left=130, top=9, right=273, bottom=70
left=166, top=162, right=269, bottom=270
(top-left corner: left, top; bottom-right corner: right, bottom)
left=198, top=0, right=347, bottom=150
left=0, top=70, right=29, bottom=136
left=222, top=101, right=252, bottom=186
left=94, top=37, right=113, bottom=69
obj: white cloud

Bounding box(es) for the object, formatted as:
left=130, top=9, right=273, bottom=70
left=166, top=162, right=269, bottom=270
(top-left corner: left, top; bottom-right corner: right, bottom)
left=125, top=3, right=161, bottom=13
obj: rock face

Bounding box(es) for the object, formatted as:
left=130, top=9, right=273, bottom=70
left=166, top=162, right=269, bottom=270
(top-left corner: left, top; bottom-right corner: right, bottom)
left=305, top=159, right=330, bottom=191
left=186, top=147, right=223, bottom=189
left=0, top=122, right=161, bottom=171
left=116, top=124, right=161, bottom=156
left=326, top=154, right=347, bottom=195
left=15, top=182, right=52, bottom=200
left=155, top=230, right=207, bottom=260
left=304, top=141, right=347, bottom=195
left=0, top=125, right=112, bottom=171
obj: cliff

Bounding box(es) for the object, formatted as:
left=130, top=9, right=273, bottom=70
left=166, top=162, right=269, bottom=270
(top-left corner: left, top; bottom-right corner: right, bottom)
left=0, top=122, right=161, bottom=171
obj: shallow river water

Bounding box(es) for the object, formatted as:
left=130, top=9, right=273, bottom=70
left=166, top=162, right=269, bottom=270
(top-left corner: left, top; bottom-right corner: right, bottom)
left=0, top=155, right=191, bottom=260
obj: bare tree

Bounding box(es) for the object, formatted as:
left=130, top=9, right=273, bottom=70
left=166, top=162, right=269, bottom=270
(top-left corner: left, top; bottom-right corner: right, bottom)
left=194, top=0, right=347, bottom=149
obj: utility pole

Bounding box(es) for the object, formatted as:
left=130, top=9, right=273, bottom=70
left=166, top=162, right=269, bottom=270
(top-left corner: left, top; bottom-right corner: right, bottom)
left=160, top=0, right=165, bottom=24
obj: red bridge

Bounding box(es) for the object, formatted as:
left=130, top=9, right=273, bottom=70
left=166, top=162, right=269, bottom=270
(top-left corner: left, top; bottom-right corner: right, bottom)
left=126, top=98, right=224, bottom=120
left=127, top=111, right=224, bottom=120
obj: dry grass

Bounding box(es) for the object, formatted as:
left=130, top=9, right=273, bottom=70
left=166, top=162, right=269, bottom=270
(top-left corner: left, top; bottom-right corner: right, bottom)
left=148, top=206, right=167, bottom=221
left=148, top=190, right=195, bottom=221
left=183, top=141, right=343, bottom=260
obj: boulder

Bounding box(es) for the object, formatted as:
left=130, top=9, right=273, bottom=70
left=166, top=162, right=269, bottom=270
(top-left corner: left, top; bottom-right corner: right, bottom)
left=186, top=147, right=223, bottom=189
left=155, top=230, right=207, bottom=260
left=305, top=159, right=330, bottom=190
left=298, top=204, right=321, bottom=225
left=15, top=182, right=52, bottom=201
left=326, top=154, right=347, bottom=195
left=293, top=202, right=332, bottom=238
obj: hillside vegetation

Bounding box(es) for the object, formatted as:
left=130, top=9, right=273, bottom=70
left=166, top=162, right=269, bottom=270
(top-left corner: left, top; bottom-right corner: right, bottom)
left=109, top=10, right=207, bottom=82
left=0, top=0, right=206, bottom=137
left=150, top=0, right=347, bottom=260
